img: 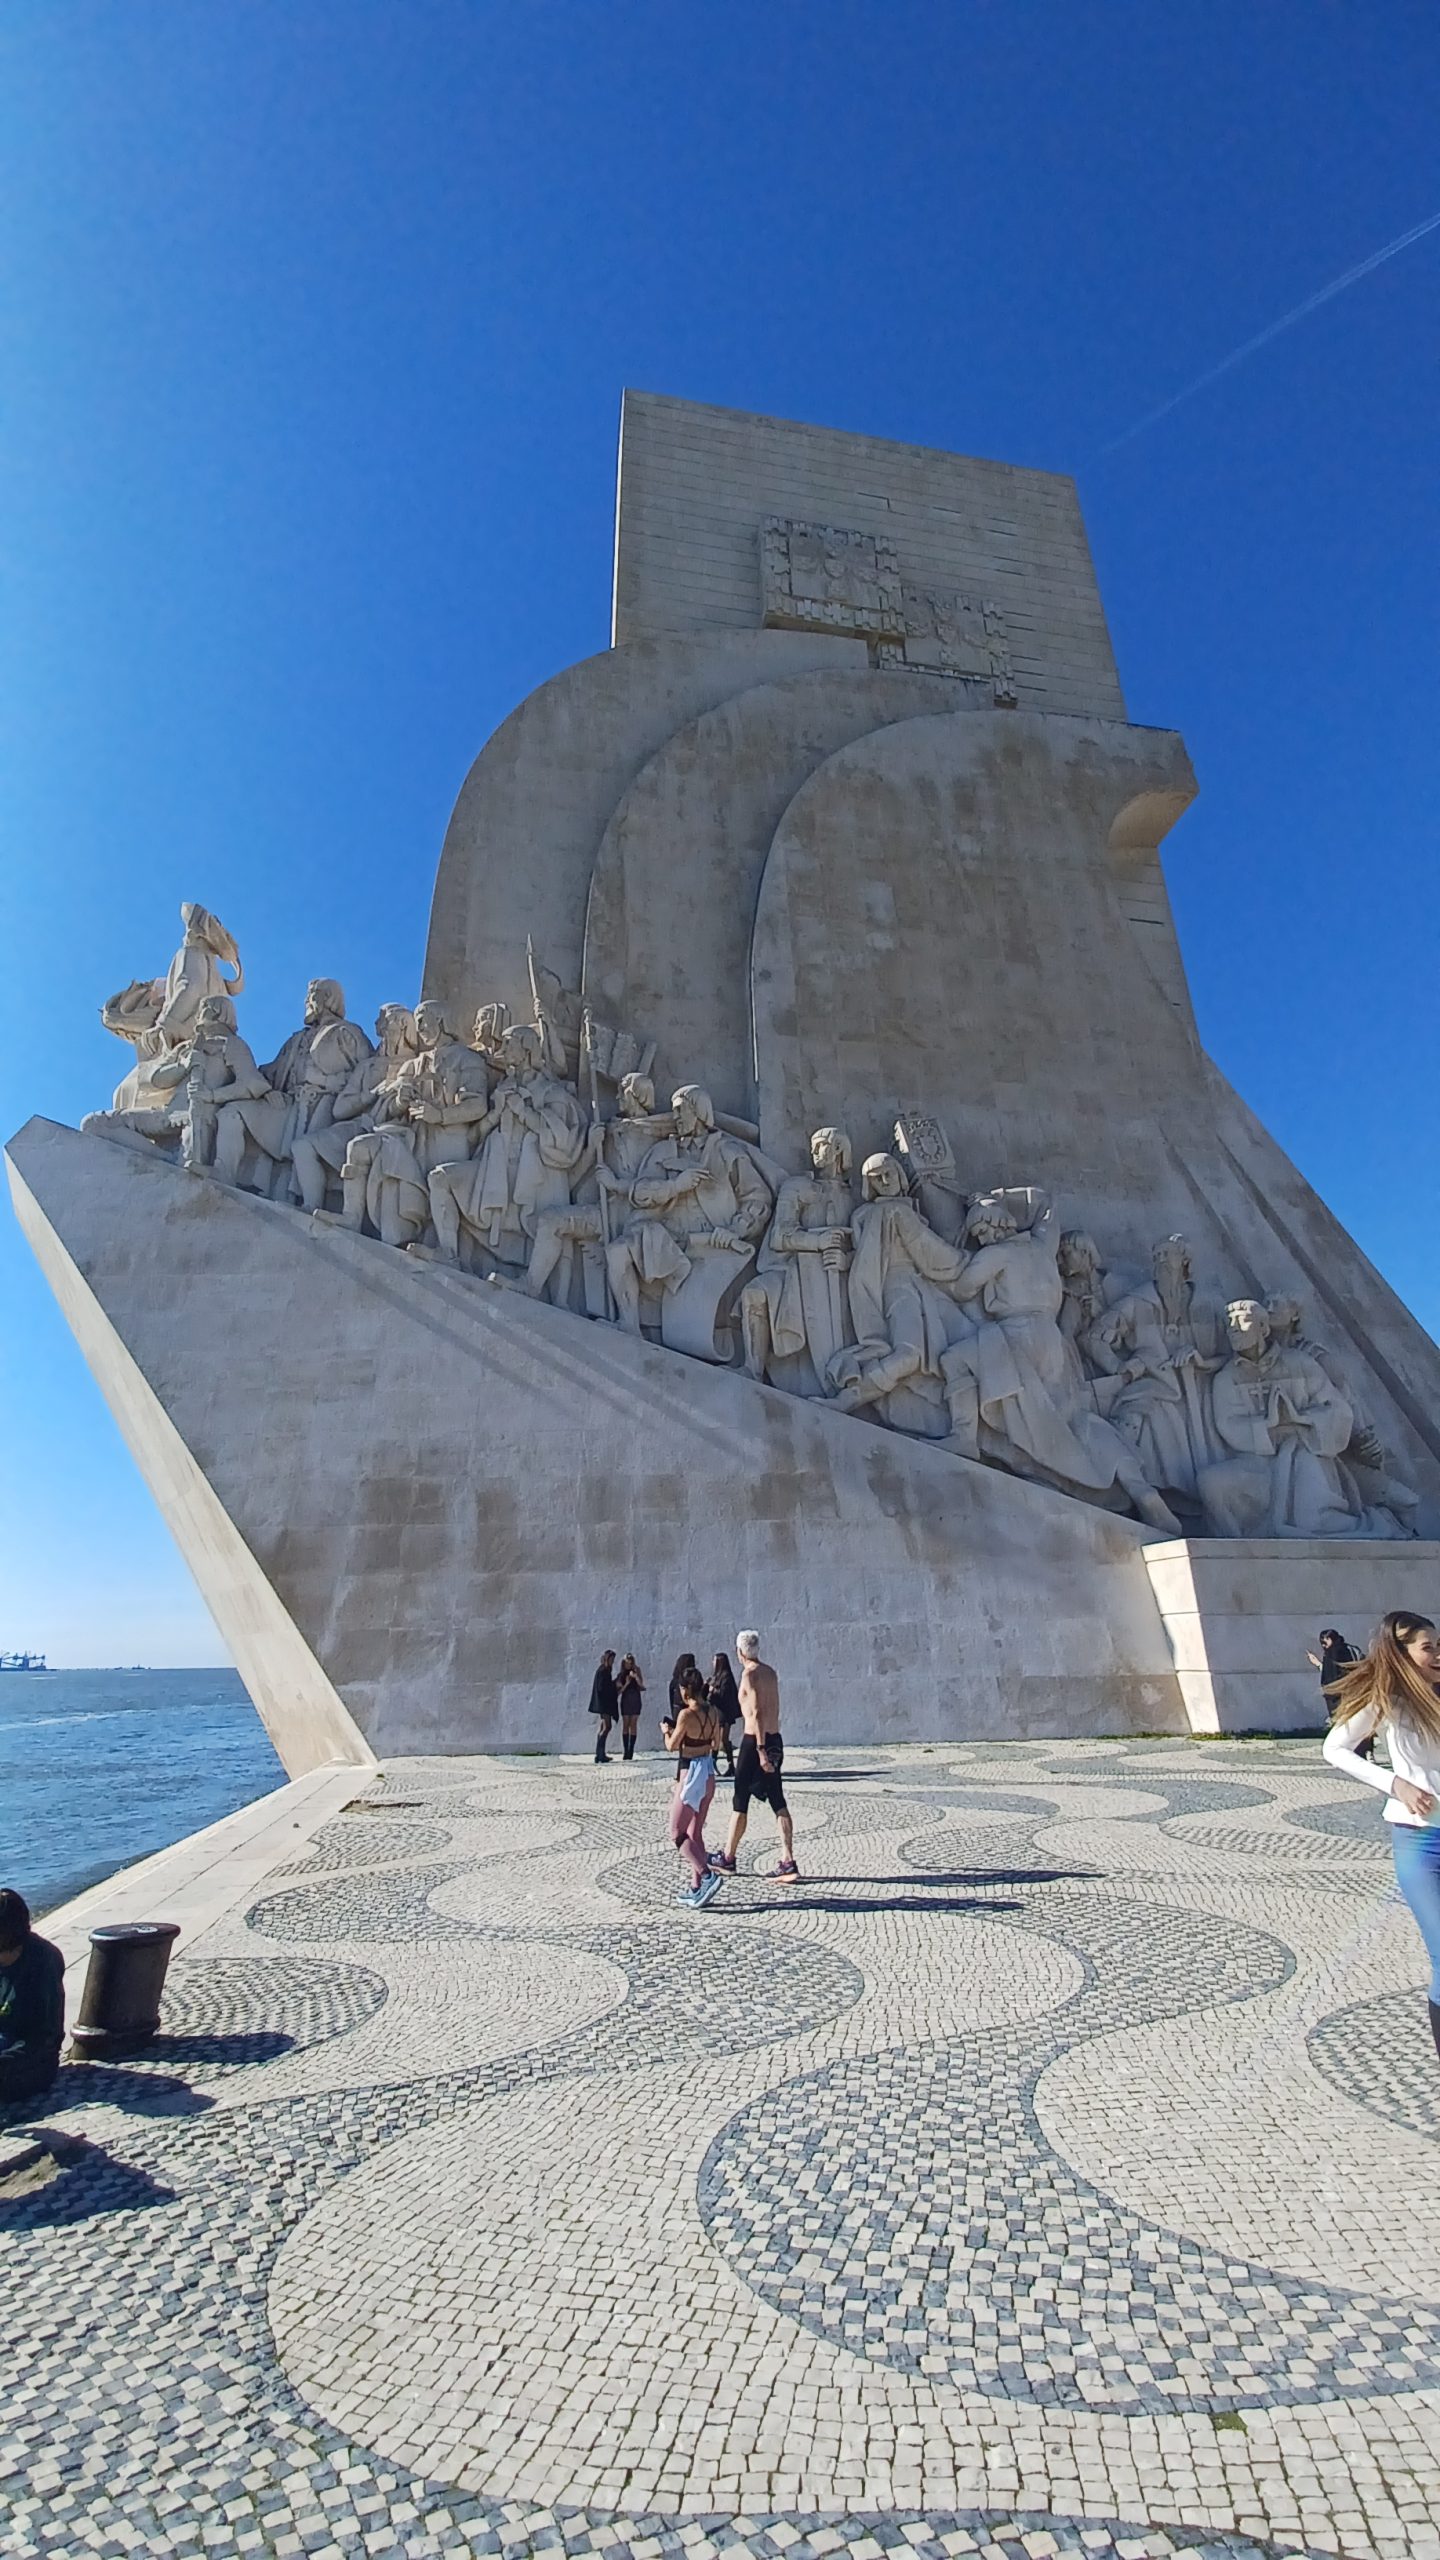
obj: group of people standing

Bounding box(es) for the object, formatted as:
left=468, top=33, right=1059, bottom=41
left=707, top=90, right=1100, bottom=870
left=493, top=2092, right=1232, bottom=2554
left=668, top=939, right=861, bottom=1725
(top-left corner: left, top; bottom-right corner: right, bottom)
left=586, top=1632, right=798, bottom=1907
left=585, top=1650, right=649, bottom=1761
left=587, top=1646, right=742, bottom=1767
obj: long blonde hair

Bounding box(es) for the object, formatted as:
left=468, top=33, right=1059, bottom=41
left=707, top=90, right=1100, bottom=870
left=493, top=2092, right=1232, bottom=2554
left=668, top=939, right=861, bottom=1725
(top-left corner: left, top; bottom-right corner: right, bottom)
left=1328, top=1611, right=1440, bottom=1747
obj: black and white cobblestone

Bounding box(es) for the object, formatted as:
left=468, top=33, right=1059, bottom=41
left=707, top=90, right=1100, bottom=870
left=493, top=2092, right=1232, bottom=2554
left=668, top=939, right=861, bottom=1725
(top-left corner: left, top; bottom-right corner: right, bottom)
left=0, top=1740, right=1431, bottom=2559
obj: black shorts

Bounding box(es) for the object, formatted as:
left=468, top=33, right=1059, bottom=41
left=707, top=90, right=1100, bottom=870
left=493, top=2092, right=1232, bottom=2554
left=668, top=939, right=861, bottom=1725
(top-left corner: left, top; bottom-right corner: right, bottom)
left=734, top=1732, right=786, bottom=1816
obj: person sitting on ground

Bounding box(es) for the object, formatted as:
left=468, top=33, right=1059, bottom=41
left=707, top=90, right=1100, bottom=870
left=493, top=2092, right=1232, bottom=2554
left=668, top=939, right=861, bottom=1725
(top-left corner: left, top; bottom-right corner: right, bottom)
left=707, top=1650, right=740, bottom=1778
left=710, top=1630, right=799, bottom=1883
left=0, top=1889, right=66, bottom=2108
left=661, top=1665, right=725, bottom=1908
left=616, top=1654, right=645, bottom=1761
left=588, top=1648, right=619, bottom=1764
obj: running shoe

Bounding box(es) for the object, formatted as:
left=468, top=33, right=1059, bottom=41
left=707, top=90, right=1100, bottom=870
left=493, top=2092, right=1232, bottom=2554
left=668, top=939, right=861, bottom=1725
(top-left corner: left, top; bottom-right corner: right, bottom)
left=707, top=1851, right=737, bottom=1873
left=694, top=1870, right=725, bottom=1907
left=772, top=1860, right=801, bottom=1883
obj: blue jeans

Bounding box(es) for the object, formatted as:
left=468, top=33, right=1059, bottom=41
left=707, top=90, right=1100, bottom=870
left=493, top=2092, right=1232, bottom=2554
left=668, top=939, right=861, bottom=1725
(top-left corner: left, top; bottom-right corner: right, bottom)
left=1391, top=1822, right=1440, bottom=1999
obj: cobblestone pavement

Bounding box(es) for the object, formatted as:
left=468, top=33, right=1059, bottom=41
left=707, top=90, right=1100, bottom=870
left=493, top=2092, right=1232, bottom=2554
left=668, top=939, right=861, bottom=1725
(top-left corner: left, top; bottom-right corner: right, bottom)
left=3, top=1736, right=1438, bottom=2559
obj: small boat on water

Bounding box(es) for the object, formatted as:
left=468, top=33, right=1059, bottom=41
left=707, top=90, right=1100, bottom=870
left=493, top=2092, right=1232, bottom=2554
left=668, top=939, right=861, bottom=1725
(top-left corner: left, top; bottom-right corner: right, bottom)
left=0, top=1651, right=49, bottom=1672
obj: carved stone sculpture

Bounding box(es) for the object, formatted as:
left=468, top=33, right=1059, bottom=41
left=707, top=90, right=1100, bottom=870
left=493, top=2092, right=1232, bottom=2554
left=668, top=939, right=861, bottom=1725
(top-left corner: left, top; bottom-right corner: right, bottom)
left=212, top=980, right=372, bottom=1198
left=91, top=903, right=245, bottom=1133
left=939, top=1193, right=1181, bottom=1530
left=155, top=995, right=271, bottom=1175
left=291, top=1005, right=420, bottom=1215
left=85, top=992, right=262, bottom=1167
left=1086, top=1235, right=1224, bottom=1509
left=1057, top=1231, right=1109, bottom=1389
left=892, top=1113, right=966, bottom=1245
left=526, top=1072, right=671, bottom=1314
left=428, top=1023, right=585, bottom=1271
left=151, top=904, right=245, bottom=1048
left=740, top=1126, right=854, bottom=1397
left=1197, top=1299, right=1404, bottom=1539
left=1264, top=1293, right=1418, bottom=1536
left=94, top=982, right=173, bottom=1124
left=607, top=1085, right=774, bottom=1361
left=525, top=948, right=654, bottom=1090
left=341, top=1001, right=490, bottom=1249
left=827, top=1152, right=968, bottom=1436
left=72, top=911, right=1424, bottom=1543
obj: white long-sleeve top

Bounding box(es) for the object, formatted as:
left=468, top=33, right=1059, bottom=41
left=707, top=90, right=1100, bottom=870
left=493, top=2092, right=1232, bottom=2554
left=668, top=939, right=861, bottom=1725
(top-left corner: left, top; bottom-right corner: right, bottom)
left=1323, top=1703, right=1440, bottom=1826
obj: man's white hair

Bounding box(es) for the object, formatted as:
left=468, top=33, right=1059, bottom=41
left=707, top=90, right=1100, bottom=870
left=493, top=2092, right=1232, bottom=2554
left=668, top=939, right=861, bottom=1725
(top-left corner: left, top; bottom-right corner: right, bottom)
left=736, top=1629, right=761, bottom=1660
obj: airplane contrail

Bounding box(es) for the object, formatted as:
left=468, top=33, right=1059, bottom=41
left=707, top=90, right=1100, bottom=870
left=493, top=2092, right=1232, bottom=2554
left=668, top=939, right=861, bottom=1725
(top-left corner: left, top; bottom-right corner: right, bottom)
left=1101, top=206, right=1440, bottom=453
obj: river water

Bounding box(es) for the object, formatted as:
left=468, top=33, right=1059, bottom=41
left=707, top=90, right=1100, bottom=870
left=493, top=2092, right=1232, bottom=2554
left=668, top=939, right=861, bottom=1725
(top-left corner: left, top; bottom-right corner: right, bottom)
left=0, top=1668, right=283, bottom=1918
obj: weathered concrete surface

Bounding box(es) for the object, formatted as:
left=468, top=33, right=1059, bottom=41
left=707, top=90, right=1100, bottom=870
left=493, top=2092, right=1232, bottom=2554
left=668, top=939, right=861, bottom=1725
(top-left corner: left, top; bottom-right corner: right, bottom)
left=7, top=1117, right=1195, bottom=1768
left=613, top=390, right=1128, bottom=722
left=8, top=1142, right=375, bottom=1779
left=750, top=706, right=1201, bottom=1208
left=581, top=665, right=969, bottom=1117
left=1144, top=1536, right=1440, bottom=1732
left=424, top=627, right=864, bottom=1032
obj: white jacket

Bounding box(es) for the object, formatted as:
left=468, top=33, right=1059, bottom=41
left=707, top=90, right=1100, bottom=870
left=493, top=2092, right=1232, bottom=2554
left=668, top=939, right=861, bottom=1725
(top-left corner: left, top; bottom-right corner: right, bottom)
left=1323, top=1703, right=1440, bottom=1827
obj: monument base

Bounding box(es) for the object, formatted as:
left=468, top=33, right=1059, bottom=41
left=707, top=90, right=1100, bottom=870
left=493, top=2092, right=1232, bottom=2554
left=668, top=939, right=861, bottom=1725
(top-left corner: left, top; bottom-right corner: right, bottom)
left=8, top=1117, right=1430, bottom=1768
left=1143, top=1537, right=1431, bottom=1734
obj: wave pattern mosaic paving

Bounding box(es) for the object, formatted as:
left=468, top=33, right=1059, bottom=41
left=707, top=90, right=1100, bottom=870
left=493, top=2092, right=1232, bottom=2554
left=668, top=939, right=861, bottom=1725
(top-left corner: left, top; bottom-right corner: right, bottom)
left=3, top=1737, right=1437, bottom=2558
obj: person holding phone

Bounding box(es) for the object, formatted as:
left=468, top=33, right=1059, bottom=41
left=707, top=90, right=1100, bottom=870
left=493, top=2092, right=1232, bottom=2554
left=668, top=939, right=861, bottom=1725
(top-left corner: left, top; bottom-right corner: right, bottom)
left=662, top=1665, right=725, bottom=1908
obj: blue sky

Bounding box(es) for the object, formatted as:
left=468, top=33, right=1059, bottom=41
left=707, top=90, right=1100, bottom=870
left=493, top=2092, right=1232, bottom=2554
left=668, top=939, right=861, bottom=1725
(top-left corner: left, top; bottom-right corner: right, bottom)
left=2, top=3, right=1436, bottom=1664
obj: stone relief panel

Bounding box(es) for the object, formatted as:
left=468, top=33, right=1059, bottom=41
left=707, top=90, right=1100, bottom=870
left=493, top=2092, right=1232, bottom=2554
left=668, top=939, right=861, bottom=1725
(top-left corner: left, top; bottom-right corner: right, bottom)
left=760, top=517, right=903, bottom=641
left=76, top=905, right=1420, bottom=1544
left=761, top=517, right=1017, bottom=705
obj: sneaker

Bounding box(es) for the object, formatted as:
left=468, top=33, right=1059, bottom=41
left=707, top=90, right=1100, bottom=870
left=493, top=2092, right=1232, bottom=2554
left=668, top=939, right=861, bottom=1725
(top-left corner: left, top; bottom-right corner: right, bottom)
left=708, top=1851, right=737, bottom=1873
left=772, top=1860, right=801, bottom=1884
left=694, top=1870, right=725, bottom=1907
left=677, top=1881, right=710, bottom=1907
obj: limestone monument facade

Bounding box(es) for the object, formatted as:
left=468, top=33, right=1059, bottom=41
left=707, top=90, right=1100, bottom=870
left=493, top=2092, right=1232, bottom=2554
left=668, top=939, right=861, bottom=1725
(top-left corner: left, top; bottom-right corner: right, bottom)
left=10, top=394, right=1439, bottom=1767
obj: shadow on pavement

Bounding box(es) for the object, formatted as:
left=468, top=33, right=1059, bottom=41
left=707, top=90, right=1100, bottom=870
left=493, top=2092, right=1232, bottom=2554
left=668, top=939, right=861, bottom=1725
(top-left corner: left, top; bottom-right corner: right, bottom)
left=734, top=1892, right=1028, bottom=1917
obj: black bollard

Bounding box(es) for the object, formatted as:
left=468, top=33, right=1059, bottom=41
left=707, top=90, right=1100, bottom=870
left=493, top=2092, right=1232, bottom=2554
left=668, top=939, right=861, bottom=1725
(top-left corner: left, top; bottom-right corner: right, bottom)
left=71, top=1921, right=181, bottom=2054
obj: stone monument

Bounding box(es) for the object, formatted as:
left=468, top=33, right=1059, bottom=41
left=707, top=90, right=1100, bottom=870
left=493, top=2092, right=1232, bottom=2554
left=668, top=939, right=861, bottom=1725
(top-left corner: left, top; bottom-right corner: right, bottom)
left=9, top=394, right=1439, bottom=1767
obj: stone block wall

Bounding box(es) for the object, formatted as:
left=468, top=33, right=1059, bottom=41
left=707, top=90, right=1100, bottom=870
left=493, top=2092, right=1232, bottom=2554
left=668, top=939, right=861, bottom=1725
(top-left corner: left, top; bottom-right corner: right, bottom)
left=612, top=391, right=1126, bottom=722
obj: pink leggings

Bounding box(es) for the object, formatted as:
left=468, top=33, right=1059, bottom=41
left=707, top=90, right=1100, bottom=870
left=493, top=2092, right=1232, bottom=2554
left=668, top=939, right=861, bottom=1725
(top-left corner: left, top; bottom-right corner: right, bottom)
left=670, top=1774, right=715, bottom=1885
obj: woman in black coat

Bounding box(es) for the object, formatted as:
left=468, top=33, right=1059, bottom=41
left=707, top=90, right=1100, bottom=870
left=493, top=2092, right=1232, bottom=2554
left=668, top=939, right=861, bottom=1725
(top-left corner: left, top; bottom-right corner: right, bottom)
left=588, top=1650, right=618, bottom=1763
left=617, top=1655, right=646, bottom=1760
left=707, top=1651, right=740, bottom=1778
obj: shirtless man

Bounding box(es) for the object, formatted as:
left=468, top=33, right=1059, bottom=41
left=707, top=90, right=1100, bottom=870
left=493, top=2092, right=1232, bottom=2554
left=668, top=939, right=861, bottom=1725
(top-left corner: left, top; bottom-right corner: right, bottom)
left=709, top=1630, right=799, bottom=1883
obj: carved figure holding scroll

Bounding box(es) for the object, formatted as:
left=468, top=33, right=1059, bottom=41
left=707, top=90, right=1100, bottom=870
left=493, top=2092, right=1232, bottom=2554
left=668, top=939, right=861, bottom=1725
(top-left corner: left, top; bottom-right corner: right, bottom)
left=1197, top=1298, right=1400, bottom=1538
left=526, top=1071, right=670, bottom=1314
left=340, top=1000, right=489, bottom=1249
left=826, top=1152, right=968, bottom=1436
left=606, top=1085, right=773, bottom=1356
left=291, top=1004, right=420, bottom=1216
left=940, top=1192, right=1181, bottom=1529
left=428, top=1022, right=585, bottom=1271
left=741, top=1126, right=855, bottom=1397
